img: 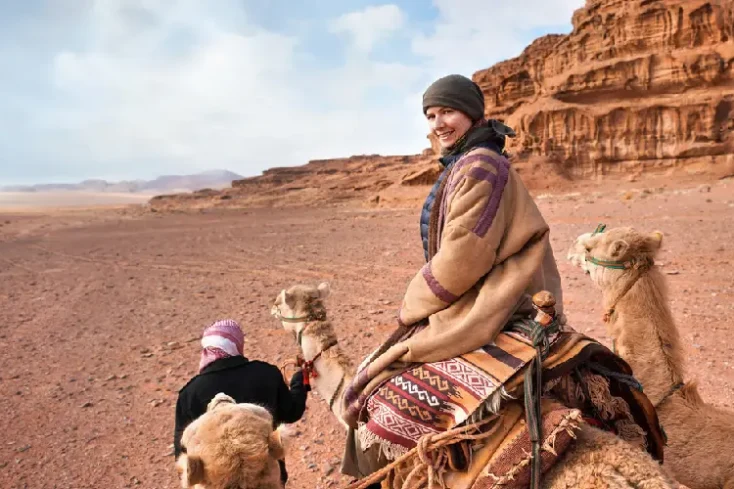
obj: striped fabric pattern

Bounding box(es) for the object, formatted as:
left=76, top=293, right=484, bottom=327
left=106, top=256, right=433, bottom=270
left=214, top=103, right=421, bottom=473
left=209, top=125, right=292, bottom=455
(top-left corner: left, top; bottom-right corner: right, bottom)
left=472, top=156, right=509, bottom=238
left=359, top=328, right=557, bottom=459
left=443, top=151, right=509, bottom=239
left=421, top=262, right=459, bottom=304
left=420, top=151, right=510, bottom=306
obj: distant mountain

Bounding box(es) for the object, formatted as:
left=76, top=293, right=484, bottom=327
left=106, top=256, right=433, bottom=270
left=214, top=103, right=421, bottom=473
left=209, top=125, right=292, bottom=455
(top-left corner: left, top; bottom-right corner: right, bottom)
left=1, top=170, right=244, bottom=194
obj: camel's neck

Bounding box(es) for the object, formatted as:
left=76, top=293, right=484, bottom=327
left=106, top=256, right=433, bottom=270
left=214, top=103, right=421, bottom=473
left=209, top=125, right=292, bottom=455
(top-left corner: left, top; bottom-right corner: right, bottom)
left=604, top=268, right=685, bottom=404
left=299, top=321, right=354, bottom=426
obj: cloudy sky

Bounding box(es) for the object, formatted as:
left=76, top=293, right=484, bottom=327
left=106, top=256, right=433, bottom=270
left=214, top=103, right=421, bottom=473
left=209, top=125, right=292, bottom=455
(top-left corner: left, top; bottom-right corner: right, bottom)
left=0, top=0, right=583, bottom=185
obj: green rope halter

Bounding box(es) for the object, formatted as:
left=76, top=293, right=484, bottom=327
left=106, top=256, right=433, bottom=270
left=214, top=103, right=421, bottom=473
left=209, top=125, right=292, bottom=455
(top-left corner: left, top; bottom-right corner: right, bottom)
left=585, top=256, right=631, bottom=270
left=585, top=223, right=631, bottom=269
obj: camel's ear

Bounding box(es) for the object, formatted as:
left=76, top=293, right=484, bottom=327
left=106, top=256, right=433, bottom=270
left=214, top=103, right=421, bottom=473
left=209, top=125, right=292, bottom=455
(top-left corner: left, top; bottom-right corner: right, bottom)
left=283, top=290, right=296, bottom=309
left=207, top=392, right=236, bottom=412
left=646, top=231, right=663, bottom=251
left=609, top=239, right=629, bottom=259
left=183, top=455, right=205, bottom=487
left=268, top=430, right=286, bottom=461
left=317, top=282, right=330, bottom=299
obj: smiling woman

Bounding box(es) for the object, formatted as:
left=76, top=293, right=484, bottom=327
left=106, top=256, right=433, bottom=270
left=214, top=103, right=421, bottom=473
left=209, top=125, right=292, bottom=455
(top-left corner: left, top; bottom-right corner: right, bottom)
left=340, top=73, right=565, bottom=479
left=423, top=74, right=484, bottom=150
left=425, top=106, right=473, bottom=149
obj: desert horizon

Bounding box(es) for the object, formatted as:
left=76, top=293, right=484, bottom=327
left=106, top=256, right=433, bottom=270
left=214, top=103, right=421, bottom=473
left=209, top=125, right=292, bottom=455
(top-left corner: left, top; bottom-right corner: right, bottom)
left=0, top=190, right=154, bottom=211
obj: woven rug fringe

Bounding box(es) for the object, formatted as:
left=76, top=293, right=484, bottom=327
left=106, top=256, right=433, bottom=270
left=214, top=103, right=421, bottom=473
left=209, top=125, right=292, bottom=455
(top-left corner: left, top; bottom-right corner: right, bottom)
left=467, top=386, right=514, bottom=425
left=358, top=423, right=411, bottom=461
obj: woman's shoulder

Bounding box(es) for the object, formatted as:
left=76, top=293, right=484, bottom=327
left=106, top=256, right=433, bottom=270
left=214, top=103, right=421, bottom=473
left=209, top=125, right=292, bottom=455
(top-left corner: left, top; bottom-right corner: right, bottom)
left=459, top=145, right=507, bottom=164
left=451, top=145, right=510, bottom=178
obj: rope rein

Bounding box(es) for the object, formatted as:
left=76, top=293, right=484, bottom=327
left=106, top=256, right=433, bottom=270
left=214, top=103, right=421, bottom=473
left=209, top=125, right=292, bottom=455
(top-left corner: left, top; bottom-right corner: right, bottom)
left=654, top=381, right=685, bottom=408
left=600, top=256, right=653, bottom=324
left=506, top=293, right=560, bottom=489
left=345, top=415, right=502, bottom=489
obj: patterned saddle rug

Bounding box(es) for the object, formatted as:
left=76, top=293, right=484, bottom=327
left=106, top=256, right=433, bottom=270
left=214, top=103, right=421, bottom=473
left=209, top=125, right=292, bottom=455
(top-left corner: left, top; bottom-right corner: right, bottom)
left=358, top=328, right=561, bottom=460
left=357, top=327, right=666, bottom=468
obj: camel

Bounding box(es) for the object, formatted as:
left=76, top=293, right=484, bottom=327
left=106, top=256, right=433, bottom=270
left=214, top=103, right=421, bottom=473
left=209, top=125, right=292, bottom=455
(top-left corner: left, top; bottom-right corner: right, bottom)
left=175, top=393, right=290, bottom=489
left=567, top=226, right=734, bottom=489
left=271, top=282, right=682, bottom=489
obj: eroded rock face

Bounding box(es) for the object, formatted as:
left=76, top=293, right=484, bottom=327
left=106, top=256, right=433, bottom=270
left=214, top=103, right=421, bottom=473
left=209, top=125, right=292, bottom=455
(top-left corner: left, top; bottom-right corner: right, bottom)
left=151, top=0, right=734, bottom=211
left=473, top=0, right=734, bottom=177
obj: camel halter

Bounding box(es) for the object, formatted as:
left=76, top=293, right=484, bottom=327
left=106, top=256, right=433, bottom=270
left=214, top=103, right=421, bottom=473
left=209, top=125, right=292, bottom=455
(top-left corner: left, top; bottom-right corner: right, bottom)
left=596, top=256, right=653, bottom=324
left=271, top=305, right=326, bottom=346
left=274, top=305, right=344, bottom=409
left=583, top=223, right=654, bottom=325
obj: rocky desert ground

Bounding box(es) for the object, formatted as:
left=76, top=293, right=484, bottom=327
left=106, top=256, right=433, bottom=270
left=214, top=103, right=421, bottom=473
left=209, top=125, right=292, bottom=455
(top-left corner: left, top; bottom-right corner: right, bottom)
left=1, top=174, right=733, bottom=489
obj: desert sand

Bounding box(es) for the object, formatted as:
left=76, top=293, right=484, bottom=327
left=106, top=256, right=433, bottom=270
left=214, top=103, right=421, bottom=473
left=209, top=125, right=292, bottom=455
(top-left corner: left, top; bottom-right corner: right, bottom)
left=1, top=176, right=733, bottom=489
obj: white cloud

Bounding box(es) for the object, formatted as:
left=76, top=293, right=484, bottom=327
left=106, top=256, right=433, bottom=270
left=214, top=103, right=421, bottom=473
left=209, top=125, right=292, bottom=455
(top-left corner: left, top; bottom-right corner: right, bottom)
left=329, top=4, right=404, bottom=53
left=32, top=1, right=434, bottom=181
left=0, top=0, right=585, bottom=184
left=413, top=0, right=583, bottom=76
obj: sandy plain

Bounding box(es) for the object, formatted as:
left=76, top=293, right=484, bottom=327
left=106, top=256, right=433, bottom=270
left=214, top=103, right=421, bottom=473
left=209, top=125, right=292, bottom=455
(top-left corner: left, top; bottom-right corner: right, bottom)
left=0, top=177, right=733, bottom=489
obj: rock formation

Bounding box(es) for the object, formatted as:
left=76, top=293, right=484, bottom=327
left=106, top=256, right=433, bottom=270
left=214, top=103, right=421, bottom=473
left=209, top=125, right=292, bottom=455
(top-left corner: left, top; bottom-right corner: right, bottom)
left=149, top=153, right=438, bottom=210
left=474, top=0, right=734, bottom=177
left=150, top=0, right=734, bottom=210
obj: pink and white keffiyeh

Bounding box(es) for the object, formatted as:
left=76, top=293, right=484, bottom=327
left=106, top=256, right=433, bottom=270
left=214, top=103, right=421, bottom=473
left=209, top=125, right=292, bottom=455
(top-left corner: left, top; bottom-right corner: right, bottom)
left=198, top=319, right=245, bottom=372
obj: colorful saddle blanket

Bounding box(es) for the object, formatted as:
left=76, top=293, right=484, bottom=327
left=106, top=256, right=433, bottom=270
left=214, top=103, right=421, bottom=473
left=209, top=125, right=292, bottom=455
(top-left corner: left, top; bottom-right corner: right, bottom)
left=358, top=328, right=560, bottom=459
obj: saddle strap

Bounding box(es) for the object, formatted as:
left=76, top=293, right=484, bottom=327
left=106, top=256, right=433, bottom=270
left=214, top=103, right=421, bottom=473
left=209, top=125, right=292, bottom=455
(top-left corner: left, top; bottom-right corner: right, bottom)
left=510, top=317, right=560, bottom=489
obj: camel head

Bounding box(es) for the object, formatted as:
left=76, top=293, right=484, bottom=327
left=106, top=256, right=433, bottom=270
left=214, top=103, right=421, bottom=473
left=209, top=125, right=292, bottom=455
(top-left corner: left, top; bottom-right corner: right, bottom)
left=176, top=393, right=288, bottom=489
left=571, top=226, right=664, bottom=288
left=271, top=282, right=330, bottom=339
left=271, top=282, right=354, bottom=424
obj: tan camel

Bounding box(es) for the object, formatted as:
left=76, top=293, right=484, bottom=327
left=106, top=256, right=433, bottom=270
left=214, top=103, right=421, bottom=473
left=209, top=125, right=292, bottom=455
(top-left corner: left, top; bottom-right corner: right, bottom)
left=271, top=282, right=682, bottom=489
left=567, top=226, right=734, bottom=489
left=176, top=393, right=289, bottom=489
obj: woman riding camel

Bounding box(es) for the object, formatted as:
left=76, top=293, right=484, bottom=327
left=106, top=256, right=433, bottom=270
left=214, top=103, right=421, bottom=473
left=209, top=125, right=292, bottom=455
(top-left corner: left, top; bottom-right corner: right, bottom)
left=341, top=74, right=564, bottom=478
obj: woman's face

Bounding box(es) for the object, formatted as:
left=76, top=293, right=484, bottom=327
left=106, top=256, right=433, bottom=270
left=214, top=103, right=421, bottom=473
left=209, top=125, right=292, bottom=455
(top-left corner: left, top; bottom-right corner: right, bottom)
left=425, top=106, right=473, bottom=149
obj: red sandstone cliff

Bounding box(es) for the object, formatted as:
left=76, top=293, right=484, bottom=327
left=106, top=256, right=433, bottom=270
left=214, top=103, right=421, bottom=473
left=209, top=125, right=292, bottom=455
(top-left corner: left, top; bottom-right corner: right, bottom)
left=474, top=0, right=734, bottom=177
left=150, top=0, right=734, bottom=210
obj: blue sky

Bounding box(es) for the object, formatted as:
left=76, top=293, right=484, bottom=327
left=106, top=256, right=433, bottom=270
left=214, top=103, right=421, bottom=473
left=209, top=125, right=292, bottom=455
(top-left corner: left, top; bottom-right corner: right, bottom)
left=0, top=0, right=584, bottom=185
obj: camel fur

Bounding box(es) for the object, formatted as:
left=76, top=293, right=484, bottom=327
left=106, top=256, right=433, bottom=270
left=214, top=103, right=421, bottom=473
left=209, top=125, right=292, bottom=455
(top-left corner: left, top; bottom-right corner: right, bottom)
left=272, top=282, right=682, bottom=489
left=568, top=226, right=734, bottom=489
left=175, top=393, right=290, bottom=489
